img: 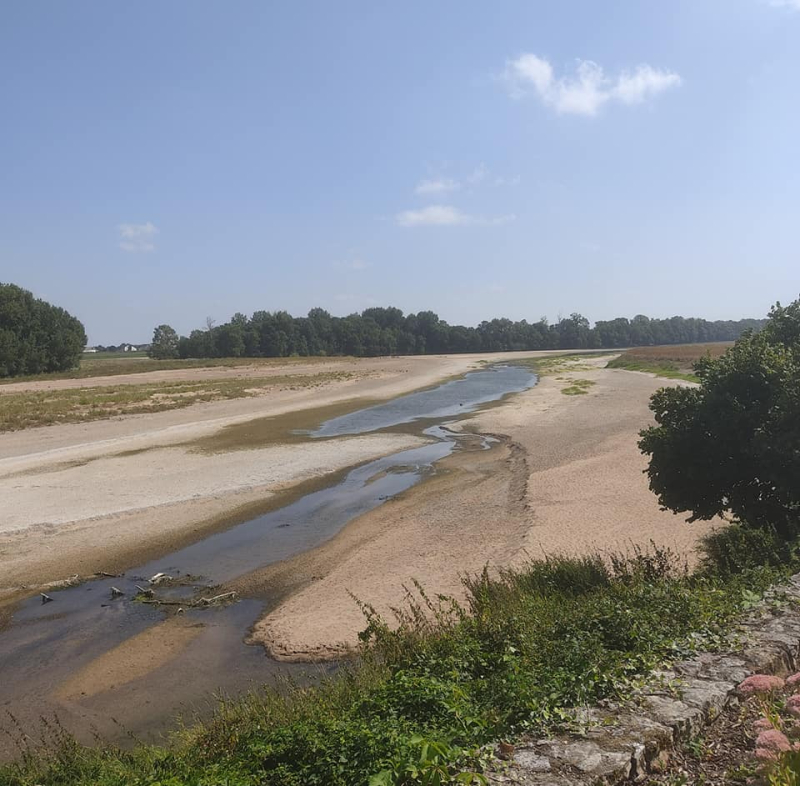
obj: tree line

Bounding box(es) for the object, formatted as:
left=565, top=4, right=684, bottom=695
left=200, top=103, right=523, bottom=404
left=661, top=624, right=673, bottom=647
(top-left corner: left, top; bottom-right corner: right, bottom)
left=0, top=283, right=87, bottom=377
left=149, top=307, right=766, bottom=360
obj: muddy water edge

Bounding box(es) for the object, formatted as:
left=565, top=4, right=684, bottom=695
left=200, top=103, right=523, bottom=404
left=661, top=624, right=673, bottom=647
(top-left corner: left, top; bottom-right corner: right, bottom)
left=0, top=364, right=536, bottom=759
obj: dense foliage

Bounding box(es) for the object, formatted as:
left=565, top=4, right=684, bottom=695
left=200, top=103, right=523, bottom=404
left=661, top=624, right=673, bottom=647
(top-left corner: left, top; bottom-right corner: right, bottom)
left=1, top=541, right=791, bottom=786
left=168, top=308, right=764, bottom=360
left=640, top=298, right=800, bottom=537
left=0, top=283, right=86, bottom=377
left=148, top=324, right=180, bottom=360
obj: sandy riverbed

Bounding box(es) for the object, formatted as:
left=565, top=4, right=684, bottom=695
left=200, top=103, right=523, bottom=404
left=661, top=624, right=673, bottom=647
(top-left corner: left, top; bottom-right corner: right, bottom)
left=0, top=351, right=557, bottom=602
left=249, top=358, right=720, bottom=661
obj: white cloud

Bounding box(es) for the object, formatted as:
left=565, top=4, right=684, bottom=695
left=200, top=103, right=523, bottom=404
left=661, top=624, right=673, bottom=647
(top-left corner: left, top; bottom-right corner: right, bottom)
left=466, top=164, right=488, bottom=185
left=415, top=178, right=460, bottom=195
left=396, top=205, right=515, bottom=227
left=397, top=205, right=468, bottom=226
left=118, top=222, right=158, bottom=252
left=504, top=54, right=681, bottom=116
left=493, top=174, right=521, bottom=187
left=768, top=0, right=800, bottom=8
left=333, top=257, right=371, bottom=271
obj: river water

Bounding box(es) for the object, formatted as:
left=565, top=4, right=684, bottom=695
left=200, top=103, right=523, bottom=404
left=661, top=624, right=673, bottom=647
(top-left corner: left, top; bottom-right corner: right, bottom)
left=0, top=363, right=536, bottom=751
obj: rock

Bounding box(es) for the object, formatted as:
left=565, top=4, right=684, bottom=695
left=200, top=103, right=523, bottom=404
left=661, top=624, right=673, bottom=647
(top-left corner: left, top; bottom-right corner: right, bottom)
left=640, top=695, right=703, bottom=740
left=649, top=750, right=670, bottom=774
left=514, top=749, right=551, bottom=772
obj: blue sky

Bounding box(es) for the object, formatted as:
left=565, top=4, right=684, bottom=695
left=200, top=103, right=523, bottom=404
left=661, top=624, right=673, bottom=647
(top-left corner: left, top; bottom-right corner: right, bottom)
left=1, top=1, right=798, bottom=343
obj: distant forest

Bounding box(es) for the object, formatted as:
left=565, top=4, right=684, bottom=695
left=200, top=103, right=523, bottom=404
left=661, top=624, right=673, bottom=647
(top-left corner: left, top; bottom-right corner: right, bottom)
left=173, top=308, right=767, bottom=359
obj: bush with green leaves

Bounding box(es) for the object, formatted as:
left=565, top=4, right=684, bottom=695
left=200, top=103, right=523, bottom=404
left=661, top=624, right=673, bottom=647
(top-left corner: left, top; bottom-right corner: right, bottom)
left=639, top=298, right=800, bottom=537
left=0, top=283, right=87, bottom=377
left=1, top=546, right=790, bottom=786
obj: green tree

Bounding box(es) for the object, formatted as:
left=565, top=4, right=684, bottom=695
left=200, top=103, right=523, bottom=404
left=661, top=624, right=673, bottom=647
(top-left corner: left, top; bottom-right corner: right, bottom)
left=149, top=324, right=180, bottom=359
left=0, top=282, right=86, bottom=377
left=639, top=298, right=800, bottom=536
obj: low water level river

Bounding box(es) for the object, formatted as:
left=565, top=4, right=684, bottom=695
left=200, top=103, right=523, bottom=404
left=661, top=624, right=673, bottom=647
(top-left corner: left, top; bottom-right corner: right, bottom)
left=0, top=364, right=536, bottom=754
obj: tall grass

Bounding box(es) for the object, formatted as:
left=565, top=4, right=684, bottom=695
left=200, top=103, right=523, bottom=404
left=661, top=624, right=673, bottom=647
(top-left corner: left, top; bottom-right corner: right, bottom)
left=607, top=342, right=733, bottom=382
left=1, top=540, right=792, bottom=786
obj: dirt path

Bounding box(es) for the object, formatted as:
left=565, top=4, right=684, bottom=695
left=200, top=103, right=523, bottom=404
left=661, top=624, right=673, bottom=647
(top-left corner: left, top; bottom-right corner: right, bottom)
left=248, top=359, right=719, bottom=661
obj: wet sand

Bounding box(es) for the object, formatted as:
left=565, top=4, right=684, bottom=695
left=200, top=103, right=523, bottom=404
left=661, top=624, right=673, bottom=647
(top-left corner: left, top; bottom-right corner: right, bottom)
left=249, top=359, right=720, bottom=661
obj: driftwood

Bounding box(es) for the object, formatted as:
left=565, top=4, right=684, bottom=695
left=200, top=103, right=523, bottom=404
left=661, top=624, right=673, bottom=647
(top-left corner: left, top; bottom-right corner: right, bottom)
left=194, top=591, right=237, bottom=607
left=110, top=586, right=125, bottom=598
left=40, top=593, right=53, bottom=604
left=138, top=598, right=183, bottom=607
left=95, top=571, right=118, bottom=578
left=135, top=584, right=155, bottom=598
left=149, top=572, right=173, bottom=585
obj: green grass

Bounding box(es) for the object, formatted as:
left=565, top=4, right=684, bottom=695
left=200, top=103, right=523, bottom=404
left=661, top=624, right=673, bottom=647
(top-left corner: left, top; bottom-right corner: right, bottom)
left=561, top=379, right=596, bottom=395
left=0, top=371, right=354, bottom=432
left=1, top=537, right=793, bottom=786
left=605, top=356, right=700, bottom=383
left=0, top=355, right=340, bottom=384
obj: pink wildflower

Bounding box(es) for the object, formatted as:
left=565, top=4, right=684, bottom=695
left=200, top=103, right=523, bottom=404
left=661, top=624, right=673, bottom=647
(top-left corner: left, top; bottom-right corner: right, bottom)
left=738, top=674, right=785, bottom=696
left=787, top=673, right=800, bottom=688
left=756, top=747, right=780, bottom=763
left=756, top=729, right=792, bottom=758
left=754, top=717, right=776, bottom=732
left=787, top=695, right=800, bottom=718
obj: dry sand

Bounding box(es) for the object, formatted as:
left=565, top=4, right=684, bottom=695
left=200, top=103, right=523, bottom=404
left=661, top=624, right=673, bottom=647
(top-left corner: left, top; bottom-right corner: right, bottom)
left=249, top=358, right=720, bottom=661
left=0, top=352, right=558, bottom=599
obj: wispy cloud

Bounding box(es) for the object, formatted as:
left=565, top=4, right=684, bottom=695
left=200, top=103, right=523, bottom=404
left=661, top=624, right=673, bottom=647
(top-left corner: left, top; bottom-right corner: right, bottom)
left=414, top=166, right=518, bottom=198
left=396, top=205, right=515, bottom=228
left=333, top=257, right=371, bottom=271
left=466, top=164, right=488, bottom=185
left=118, top=222, right=158, bottom=252
left=767, top=0, right=800, bottom=8
left=503, top=54, right=681, bottom=116
left=415, top=178, right=460, bottom=196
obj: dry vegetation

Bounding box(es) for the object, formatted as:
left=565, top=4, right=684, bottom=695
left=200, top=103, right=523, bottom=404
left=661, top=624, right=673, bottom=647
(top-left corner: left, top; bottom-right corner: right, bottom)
left=607, top=342, right=733, bottom=381
left=0, top=371, right=355, bottom=432
left=0, top=353, right=338, bottom=384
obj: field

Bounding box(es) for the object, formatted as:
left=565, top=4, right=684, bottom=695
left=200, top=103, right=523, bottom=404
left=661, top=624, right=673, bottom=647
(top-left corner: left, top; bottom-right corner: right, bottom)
left=606, top=342, right=733, bottom=381
left=0, top=353, right=336, bottom=384
left=0, top=371, right=355, bottom=432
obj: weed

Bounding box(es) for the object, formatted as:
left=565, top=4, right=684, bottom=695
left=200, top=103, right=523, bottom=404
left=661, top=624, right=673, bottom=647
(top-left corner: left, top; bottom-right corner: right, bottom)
left=0, top=545, right=795, bottom=786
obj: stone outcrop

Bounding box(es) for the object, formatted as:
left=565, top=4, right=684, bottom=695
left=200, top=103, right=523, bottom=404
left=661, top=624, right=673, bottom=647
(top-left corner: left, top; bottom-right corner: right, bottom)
left=491, top=574, right=800, bottom=784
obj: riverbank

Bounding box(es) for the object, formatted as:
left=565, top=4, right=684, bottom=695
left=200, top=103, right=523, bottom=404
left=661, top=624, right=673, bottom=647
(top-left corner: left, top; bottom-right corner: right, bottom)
left=1, top=352, right=540, bottom=603
left=250, top=357, right=720, bottom=660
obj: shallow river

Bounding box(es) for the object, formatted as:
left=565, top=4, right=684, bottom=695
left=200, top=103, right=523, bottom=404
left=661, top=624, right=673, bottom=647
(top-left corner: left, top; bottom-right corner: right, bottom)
left=0, top=364, right=536, bottom=752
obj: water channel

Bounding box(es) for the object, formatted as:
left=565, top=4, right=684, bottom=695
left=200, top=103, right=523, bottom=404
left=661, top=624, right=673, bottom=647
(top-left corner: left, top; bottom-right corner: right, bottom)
left=0, top=364, right=536, bottom=751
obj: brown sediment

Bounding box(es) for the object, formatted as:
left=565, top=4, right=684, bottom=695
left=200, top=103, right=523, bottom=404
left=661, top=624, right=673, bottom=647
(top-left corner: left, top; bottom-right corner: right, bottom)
left=184, top=396, right=384, bottom=453
left=55, top=618, right=206, bottom=700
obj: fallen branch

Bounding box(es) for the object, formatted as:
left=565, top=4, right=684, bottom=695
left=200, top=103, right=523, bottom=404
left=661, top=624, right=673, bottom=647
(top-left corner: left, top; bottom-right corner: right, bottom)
left=193, top=591, right=237, bottom=607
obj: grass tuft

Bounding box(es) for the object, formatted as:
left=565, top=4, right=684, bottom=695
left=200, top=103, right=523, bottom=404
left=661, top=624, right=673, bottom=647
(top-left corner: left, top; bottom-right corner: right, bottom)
left=0, top=542, right=794, bottom=786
